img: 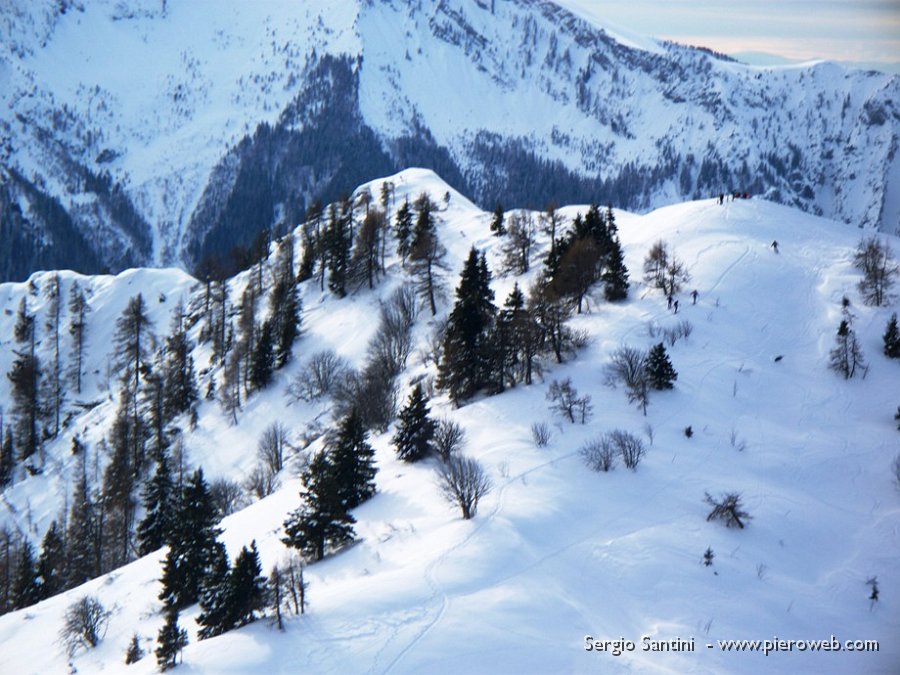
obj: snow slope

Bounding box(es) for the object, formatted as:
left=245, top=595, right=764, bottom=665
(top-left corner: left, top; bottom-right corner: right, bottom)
left=0, top=169, right=898, bottom=674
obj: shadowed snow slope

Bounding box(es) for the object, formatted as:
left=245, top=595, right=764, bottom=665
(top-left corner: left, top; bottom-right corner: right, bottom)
left=0, top=169, right=897, bottom=674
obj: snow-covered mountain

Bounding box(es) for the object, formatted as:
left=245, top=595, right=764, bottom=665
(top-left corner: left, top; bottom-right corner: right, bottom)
left=0, top=169, right=897, bottom=673
left=1, top=0, right=898, bottom=281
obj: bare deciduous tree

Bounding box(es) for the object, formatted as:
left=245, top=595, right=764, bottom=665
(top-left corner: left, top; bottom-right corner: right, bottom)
left=546, top=378, right=592, bottom=424
left=437, top=456, right=492, bottom=520
left=606, top=346, right=650, bottom=415
left=433, top=418, right=466, bottom=462
left=209, top=478, right=247, bottom=518
left=531, top=421, right=551, bottom=448
left=258, top=422, right=291, bottom=475
left=704, top=492, right=752, bottom=529
left=59, top=595, right=110, bottom=656
left=854, top=236, right=898, bottom=306
left=288, top=350, right=349, bottom=402
left=581, top=437, right=616, bottom=472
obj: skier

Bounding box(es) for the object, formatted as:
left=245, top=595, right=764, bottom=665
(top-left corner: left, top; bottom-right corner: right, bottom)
left=771, top=240, right=779, bottom=254
left=673, top=300, right=680, bottom=314
left=667, top=295, right=673, bottom=310
left=691, top=289, right=698, bottom=305
left=718, top=193, right=724, bottom=205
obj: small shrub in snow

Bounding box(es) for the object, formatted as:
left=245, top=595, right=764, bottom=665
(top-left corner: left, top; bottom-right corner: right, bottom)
left=244, top=464, right=280, bottom=500
left=257, top=421, right=291, bottom=475
left=581, top=437, right=616, bottom=472
left=612, top=430, right=646, bottom=470
left=703, top=547, right=714, bottom=567
left=867, top=576, right=879, bottom=604
left=531, top=421, right=551, bottom=448
left=60, top=595, right=110, bottom=657
left=125, top=633, right=144, bottom=664
left=546, top=378, right=592, bottom=424
left=704, top=492, right=752, bottom=529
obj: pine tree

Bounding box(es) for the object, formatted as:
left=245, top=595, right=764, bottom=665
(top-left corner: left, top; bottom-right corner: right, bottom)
left=11, top=540, right=40, bottom=610
left=394, top=199, right=413, bottom=264
left=392, top=384, right=436, bottom=462
left=137, top=449, right=176, bottom=556
left=67, top=281, right=90, bottom=394
left=7, top=349, right=41, bottom=462
left=249, top=320, right=275, bottom=390
left=0, top=428, right=13, bottom=488
left=437, top=247, right=496, bottom=405
left=282, top=451, right=356, bottom=562
left=159, top=469, right=223, bottom=610
left=490, top=203, right=505, bottom=236
left=829, top=319, right=866, bottom=379
left=115, top=293, right=154, bottom=396
left=155, top=606, right=188, bottom=671
left=326, top=202, right=351, bottom=297
left=195, top=540, right=230, bottom=640
left=125, top=632, right=144, bottom=664
left=101, top=409, right=138, bottom=573
left=884, top=313, right=900, bottom=359
left=602, top=236, right=630, bottom=301
left=328, top=409, right=377, bottom=508
left=36, top=520, right=66, bottom=599
left=66, top=464, right=97, bottom=586
left=162, top=302, right=198, bottom=421
left=646, top=343, right=677, bottom=390
left=224, top=541, right=266, bottom=629
left=409, top=193, right=447, bottom=316
left=493, top=283, right=539, bottom=390
left=43, top=274, right=63, bottom=438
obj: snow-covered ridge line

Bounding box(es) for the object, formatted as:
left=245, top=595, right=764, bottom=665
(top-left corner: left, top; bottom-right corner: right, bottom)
left=0, top=168, right=898, bottom=673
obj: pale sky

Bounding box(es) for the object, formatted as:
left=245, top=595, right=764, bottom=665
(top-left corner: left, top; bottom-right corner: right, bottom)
left=555, top=0, right=900, bottom=72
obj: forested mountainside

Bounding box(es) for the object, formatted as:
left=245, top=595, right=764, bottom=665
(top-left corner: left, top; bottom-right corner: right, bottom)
left=1, top=0, right=897, bottom=281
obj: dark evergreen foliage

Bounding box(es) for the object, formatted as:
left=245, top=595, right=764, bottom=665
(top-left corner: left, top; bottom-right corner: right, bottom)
left=0, top=428, right=14, bottom=488
left=7, top=350, right=41, bottom=462
left=394, top=199, right=413, bottom=263
left=11, top=540, right=40, bottom=610
left=66, top=466, right=97, bottom=587
left=249, top=320, right=275, bottom=390
left=159, top=469, right=224, bottom=611
left=646, top=342, right=677, bottom=390
left=437, top=247, right=496, bottom=405
left=155, top=607, right=188, bottom=671
left=602, top=236, right=630, bottom=301
left=125, top=633, right=144, bottom=664
left=36, top=520, right=66, bottom=600
left=282, top=451, right=356, bottom=562
left=162, top=303, right=198, bottom=421
left=392, top=384, right=436, bottom=463
left=408, top=193, right=447, bottom=316
left=490, top=203, right=505, bottom=236
left=328, top=409, right=377, bottom=508
left=884, top=313, right=900, bottom=359
left=137, top=450, right=177, bottom=556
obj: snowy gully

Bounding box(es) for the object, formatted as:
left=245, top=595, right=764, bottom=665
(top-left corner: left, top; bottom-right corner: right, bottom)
left=584, top=635, right=697, bottom=654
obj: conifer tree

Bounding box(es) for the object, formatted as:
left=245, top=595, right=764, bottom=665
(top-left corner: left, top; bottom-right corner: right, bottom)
left=11, top=540, right=40, bottom=610
left=409, top=193, right=447, bottom=316
left=8, top=336, right=41, bottom=462
left=438, top=247, right=496, bottom=404
left=224, top=541, right=266, bottom=629
left=326, top=203, right=351, bottom=297
left=155, top=606, right=188, bottom=671
left=392, top=384, right=436, bottom=463
left=195, top=540, right=230, bottom=640
left=0, top=428, right=13, bottom=488
left=884, top=313, right=900, bottom=359
left=125, top=633, right=144, bottom=664
left=162, top=302, right=198, bottom=421
left=829, top=319, right=866, bottom=379
left=602, top=236, right=630, bottom=301
left=43, top=274, right=63, bottom=438
left=66, top=464, right=97, bottom=586
left=490, top=203, right=505, bottom=236
left=101, top=409, right=138, bottom=572
left=67, top=281, right=90, bottom=394
left=328, top=409, right=377, bottom=508
left=282, top=451, right=356, bottom=562
left=249, top=320, right=275, bottom=390
left=36, top=520, right=66, bottom=599
left=159, top=469, right=223, bottom=610
left=115, top=294, right=154, bottom=395
left=493, top=283, right=539, bottom=389
left=646, top=342, right=678, bottom=390
left=394, top=199, right=413, bottom=264
left=137, top=449, right=177, bottom=556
